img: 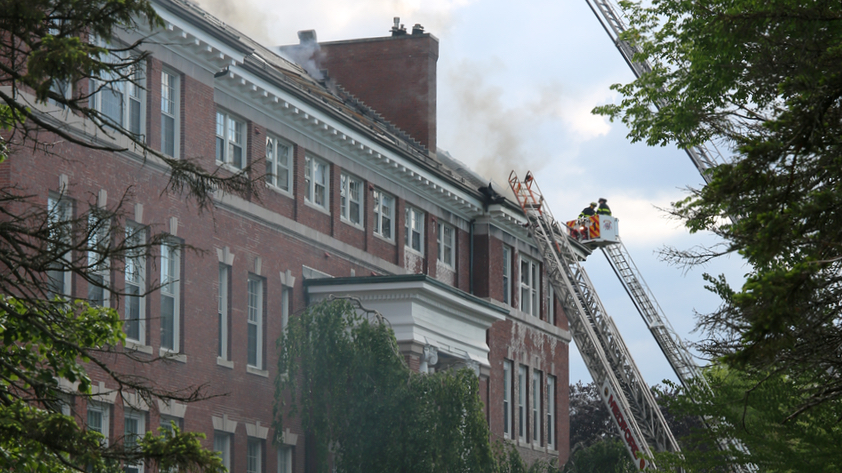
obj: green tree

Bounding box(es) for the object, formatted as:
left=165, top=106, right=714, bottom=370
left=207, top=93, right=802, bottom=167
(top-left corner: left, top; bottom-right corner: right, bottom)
left=274, top=297, right=560, bottom=473
left=0, top=0, right=256, bottom=471
left=274, top=298, right=495, bottom=473
left=655, top=366, right=842, bottom=472
left=562, top=439, right=635, bottom=473
left=594, top=0, right=842, bottom=418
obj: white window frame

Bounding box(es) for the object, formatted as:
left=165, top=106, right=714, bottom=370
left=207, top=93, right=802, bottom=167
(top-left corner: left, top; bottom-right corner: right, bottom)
left=214, top=432, right=232, bottom=471
left=87, top=210, right=110, bottom=308
left=86, top=401, right=110, bottom=446
left=47, top=195, right=72, bottom=299
left=405, top=206, right=424, bottom=254
left=547, top=374, right=556, bottom=450
left=218, top=264, right=229, bottom=361
left=278, top=446, right=292, bottom=473
left=502, top=246, right=511, bottom=306
left=266, top=135, right=292, bottom=192
left=125, top=224, right=146, bottom=344
left=339, top=173, right=363, bottom=227
left=532, top=370, right=541, bottom=444
left=247, top=276, right=264, bottom=369
left=161, top=69, right=180, bottom=158
left=520, top=256, right=539, bottom=317
left=160, top=241, right=180, bottom=352
left=304, top=155, right=329, bottom=210
left=216, top=110, right=245, bottom=169
left=124, top=408, right=146, bottom=473
left=247, top=438, right=263, bottom=473
left=437, top=222, right=455, bottom=267
left=547, top=284, right=555, bottom=325
left=89, top=36, right=144, bottom=137
left=503, top=360, right=512, bottom=438
left=281, top=287, right=291, bottom=333
left=518, top=365, right=526, bottom=441
left=372, top=189, right=394, bottom=241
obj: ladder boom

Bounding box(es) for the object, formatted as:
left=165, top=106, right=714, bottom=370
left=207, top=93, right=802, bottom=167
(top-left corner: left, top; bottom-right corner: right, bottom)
left=509, top=172, right=680, bottom=470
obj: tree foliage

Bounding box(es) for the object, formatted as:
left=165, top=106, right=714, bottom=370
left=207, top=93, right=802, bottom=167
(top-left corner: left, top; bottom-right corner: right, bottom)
left=274, top=298, right=495, bottom=473
left=655, top=366, right=842, bottom=472
left=274, top=298, right=561, bottom=473
left=594, top=0, right=842, bottom=419
left=562, top=439, right=635, bottom=473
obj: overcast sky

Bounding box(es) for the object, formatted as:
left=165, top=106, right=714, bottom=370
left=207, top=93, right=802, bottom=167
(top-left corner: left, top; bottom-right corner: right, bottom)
left=194, top=0, right=747, bottom=387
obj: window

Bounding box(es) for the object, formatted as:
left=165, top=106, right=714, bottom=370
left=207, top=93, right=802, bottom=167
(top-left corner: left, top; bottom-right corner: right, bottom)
left=160, top=242, right=180, bottom=352
left=89, top=37, right=144, bottom=136
left=87, top=210, right=110, bottom=307
left=87, top=402, right=110, bottom=446
left=216, top=111, right=245, bottom=169
left=547, top=284, right=555, bottom=325
left=247, top=438, right=263, bottom=473
left=405, top=207, right=424, bottom=253
left=47, top=195, right=72, bottom=298
left=372, top=189, right=394, bottom=240
left=266, top=136, right=292, bottom=192
left=125, top=225, right=145, bottom=344
left=503, top=360, right=512, bottom=438
left=532, top=370, right=542, bottom=443
left=161, top=69, right=179, bottom=158
left=278, top=447, right=292, bottom=473
left=247, top=276, right=264, bottom=369
left=281, top=287, right=291, bottom=333
left=547, top=375, right=556, bottom=450
left=304, top=155, right=328, bottom=209
left=518, top=365, right=526, bottom=441
left=340, top=173, right=363, bottom=226
left=520, top=256, right=539, bottom=316
left=502, top=246, right=511, bottom=305
left=437, top=222, right=454, bottom=267
left=124, top=409, right=146, bottom=473
left=214, top=432, right=231, bottom=471
left=218, top=265, right=230, bottom=360
left=159, top=415, right=182, bottom=434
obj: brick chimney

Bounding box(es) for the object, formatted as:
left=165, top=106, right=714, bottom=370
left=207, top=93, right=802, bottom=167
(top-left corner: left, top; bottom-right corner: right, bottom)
left=311, top=19, right=439, bottom=153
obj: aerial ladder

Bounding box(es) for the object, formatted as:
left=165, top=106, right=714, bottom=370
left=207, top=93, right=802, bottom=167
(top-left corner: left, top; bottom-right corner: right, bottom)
left=509, top=171, right=680, bottom=470
left=583, top=0, right=729, bottom=183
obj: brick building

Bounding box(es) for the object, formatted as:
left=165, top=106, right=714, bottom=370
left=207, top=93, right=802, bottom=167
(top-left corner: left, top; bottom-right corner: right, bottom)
left=10, top=1, right=572, bottom=470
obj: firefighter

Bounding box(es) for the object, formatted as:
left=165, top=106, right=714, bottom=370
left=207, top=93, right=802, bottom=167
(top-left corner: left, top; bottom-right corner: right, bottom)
left=596, top=198, right=612, bottom=216
left=579, top=202, right=597, bottom=218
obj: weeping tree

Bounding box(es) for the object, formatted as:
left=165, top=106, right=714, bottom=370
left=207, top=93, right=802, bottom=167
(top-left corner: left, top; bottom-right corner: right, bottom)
left=273, top=298, right=495, bottom=473
left=274, top=298, right=560, bottom=473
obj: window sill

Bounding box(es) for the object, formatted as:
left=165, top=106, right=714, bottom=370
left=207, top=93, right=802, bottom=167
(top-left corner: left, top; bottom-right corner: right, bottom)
left=216, top=161, right=246, bottom=175
left=304, top=200, right=330, bottom=216
left=373, top=233, right=395, bottom=245
left=124, top=340, right=153, bottom=355
left=405, top=247, right=424, bottom=257
left=340, top=217, right=364, bottom=231
left=217, top=357, right=234, bottom=369
left=266, top=182, right=293, bottom=198
left=159, top=348, right=187, bottom=363
left=247, top=365, right=268, bottom=377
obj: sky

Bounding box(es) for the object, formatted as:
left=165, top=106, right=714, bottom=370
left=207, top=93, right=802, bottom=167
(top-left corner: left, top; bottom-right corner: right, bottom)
left=193, top=0, right=747, bottom=387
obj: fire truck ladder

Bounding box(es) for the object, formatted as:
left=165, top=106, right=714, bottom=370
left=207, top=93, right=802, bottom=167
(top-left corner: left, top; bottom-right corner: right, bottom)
left=509, top=171, right=680, bottom=470
left=583, top=0, right=729, bottom=184
left=601, top=242, right=757, bottom=471
left=601, top=241, right=700, bottom=385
